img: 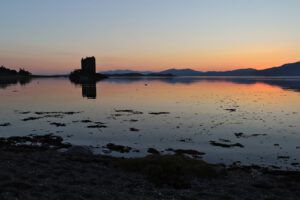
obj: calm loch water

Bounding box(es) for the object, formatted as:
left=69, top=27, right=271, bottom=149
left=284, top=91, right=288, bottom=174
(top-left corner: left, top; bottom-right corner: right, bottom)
left=0, top=77, right=300, bottom=169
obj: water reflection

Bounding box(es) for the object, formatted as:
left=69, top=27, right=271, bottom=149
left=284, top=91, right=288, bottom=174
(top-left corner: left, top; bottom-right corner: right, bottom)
left=1, top=76, right=300, bottom=169
left=0, top=77, right=32, bottom=89
left=104, top=76, right=300, bottom=93
left=69, top=78, right=98, bottom=99
left=82, top=83, right=96, bottom=99
left=1, top=76, right=300, bottom=97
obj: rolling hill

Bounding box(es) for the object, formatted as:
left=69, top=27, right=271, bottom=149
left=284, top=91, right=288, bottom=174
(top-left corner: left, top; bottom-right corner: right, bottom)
left=99, top=61, right=300, bottom=77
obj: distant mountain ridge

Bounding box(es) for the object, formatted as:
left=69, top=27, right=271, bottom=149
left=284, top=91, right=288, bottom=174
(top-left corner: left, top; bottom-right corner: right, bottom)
left=253, top=62, right=300, bottom=76
left=159, top=68, right=203, bottom=76
left=101, top=61, right=300, bottom=76
left=101, top=69, right=153, bottom=75
left=159, top=68, right=257, bottom=76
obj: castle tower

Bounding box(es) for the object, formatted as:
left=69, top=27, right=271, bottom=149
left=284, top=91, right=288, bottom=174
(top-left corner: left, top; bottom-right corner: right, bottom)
left=81, top=57, right=96, bottom=74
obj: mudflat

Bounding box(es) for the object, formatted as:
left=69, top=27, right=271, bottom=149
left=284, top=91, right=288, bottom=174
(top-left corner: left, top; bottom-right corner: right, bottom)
left=0, top=135, right=299, bottom=200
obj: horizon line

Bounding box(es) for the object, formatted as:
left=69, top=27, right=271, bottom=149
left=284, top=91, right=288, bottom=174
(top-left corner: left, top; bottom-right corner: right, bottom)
left=2, top=60, right=299, bottom=76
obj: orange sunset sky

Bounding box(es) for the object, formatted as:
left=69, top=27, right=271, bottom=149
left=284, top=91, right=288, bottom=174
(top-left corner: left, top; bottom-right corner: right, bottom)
left=1, top=0, right=300, bottom=74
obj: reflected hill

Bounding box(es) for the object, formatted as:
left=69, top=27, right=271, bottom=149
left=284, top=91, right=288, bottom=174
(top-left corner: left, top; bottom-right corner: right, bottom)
left=103, top=76, right=300, bottom=93
left=253, top=62, right=300, bottom=76
left=0, top=77, right=32, bottom=89
left=159, top=61, right=300, bottom=76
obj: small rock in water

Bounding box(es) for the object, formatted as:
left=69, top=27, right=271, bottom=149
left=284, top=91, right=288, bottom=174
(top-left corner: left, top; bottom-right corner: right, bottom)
left=149, top=112, right=170, bottom=115
left=178, top=138, right=193, bottom=143
left=234, top=132, right=267, bottom=138
left=115, top=109, right=143, bottom=115
left=50, top=122, right=66, bottom=127
left=0, top=123, right=11, bottom=127
left=81, top=120, right=92, bottom=123
left=210, top=141, right=244, bottom=148
left=22, top=117, right=43, bottom=121
left=129, top=128, right=139, bottom=132
left=87, top=124, right=107, bottom=128
left=234, top=132, right=244, bottom=138
left=224, top=108, right=237, bottom=112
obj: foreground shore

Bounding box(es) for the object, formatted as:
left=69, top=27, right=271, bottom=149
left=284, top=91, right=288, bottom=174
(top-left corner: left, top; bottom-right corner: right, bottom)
left=0, top=135, right=299, bottom=200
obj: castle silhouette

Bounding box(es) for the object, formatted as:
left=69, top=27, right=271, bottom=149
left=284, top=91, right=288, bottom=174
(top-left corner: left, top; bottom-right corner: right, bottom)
left=69, top=56, right=107, bottom=83
left=81, top=57, right=96, bottom=75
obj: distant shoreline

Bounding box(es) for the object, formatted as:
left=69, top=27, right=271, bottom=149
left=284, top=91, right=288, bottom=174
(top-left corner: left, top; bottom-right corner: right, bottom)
left=2, top=59, right=300, bottom=78
left=2, top=74, right=299, bottom=79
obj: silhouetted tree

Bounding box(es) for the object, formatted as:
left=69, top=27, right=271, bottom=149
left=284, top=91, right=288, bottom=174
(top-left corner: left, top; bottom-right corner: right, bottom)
left=18, top=68, right=32, bottom=76
left=0, top=66, right=18, bottom=76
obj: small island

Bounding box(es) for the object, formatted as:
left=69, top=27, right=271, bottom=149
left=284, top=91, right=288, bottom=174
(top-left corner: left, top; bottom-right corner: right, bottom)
left=0, top=66, right=32, bottom=87
left=69, top=57, right=108, bottom=84
left=0, top=66, right=31, bottom=77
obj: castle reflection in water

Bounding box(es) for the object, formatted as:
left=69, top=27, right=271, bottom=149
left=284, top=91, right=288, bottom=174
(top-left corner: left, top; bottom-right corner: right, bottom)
left=82, top=83, right=96, bottom=99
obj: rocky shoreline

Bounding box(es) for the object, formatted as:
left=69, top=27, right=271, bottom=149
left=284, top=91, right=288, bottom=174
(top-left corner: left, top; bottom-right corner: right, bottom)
left=0, top=135, right=299, bottom=200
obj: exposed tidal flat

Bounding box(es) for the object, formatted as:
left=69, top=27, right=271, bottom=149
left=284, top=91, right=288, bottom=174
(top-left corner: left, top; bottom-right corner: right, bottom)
left=0, top=135, right=299, bottom=200
left=0, top=77, right=300, bottom=198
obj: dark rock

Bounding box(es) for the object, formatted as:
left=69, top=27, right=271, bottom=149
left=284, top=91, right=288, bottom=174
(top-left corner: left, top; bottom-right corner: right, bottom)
left=129, top=128, right=139, bottom=132
left=210, top=141, right=244, bottom=148
left=115, top=110, right=143, bottom=114
left=235, top=132, right=267, bottom=138
left=147, top=148, right=160, bottom=155
left=234, top=132, right=244, bottom=138
left=178, top=138, right=192, bottom=142
left=87, top=124, right=107, bottom=128
left=35, top=111, right=82, bottom=115
left=50, top=122, right=66, bottom=127
left=0, top=123, right=11, bottom=127
left=22, top=117, right=43, bottom=121
left=250, top=133, right=267, bottom=137
left=81, top=120, right=92, bottom=123
left=224, top=108, right=236, bottom=112
left=148, top=112, right=170, bottom=115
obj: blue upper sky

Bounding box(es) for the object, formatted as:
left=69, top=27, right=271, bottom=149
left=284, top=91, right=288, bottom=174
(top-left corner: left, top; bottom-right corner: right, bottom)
left=0, top=0, right=300, bottom=74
